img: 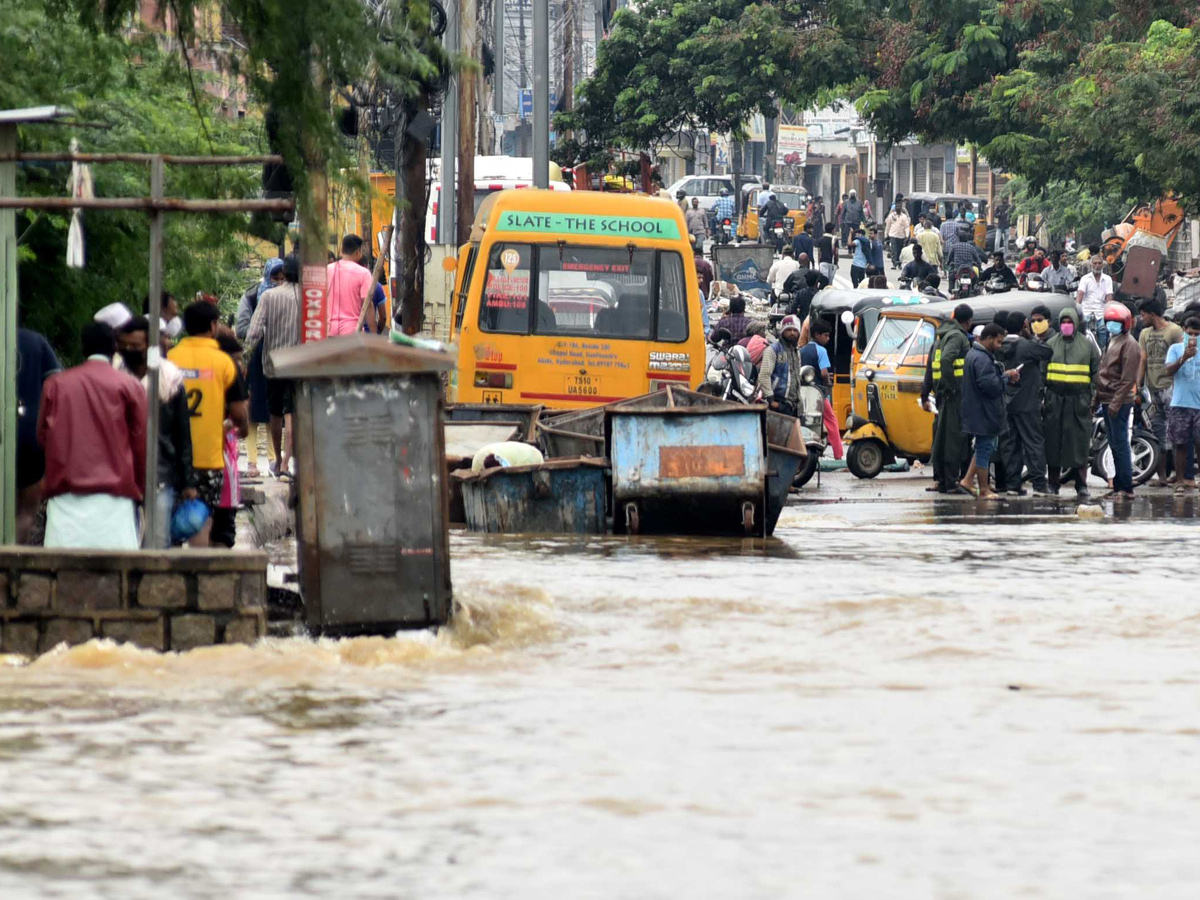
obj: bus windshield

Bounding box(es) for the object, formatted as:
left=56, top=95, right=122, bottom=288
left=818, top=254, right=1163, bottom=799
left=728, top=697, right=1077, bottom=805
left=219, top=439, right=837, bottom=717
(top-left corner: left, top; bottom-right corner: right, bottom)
left=478, top=244, right=688, bottom=342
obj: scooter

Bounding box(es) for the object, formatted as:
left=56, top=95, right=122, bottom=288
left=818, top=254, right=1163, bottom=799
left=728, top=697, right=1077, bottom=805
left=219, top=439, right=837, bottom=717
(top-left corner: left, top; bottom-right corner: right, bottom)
left=1090, top=391, right=1160, bottom=486
left=792, top=365, right=828, bottom=488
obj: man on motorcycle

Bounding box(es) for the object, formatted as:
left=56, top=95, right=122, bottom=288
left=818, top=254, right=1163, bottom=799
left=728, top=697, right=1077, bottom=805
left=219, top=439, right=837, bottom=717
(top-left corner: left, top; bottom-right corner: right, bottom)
left=944, top=225, right=985, bottom=275
left=901, top=244, right=935, bottom=286
left=1042, top=250, right=1075, bottom=291
left=712, top=188, right=735, bottom=230
left=768, top=246, right=800, bottom=297
left=1016, top=247, right=1049, bottom=279
left=925, top=303, right=974, bottom=493
left=1043, top=307, right=1100, bottom=497
left=761, top=193, right=790, bottom=252
left=757, top=314, right=804, bottom=416
left=979, top=251, right=1018, bottom=288
left=1095, top=302, right=1143, bottom=498
left=757, top=183, right=776, bottom=217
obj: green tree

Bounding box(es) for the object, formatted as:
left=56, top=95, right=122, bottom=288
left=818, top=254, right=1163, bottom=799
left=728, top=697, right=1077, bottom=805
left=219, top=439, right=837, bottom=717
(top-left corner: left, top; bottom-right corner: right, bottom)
left=3, top=0, right=263, bottom=360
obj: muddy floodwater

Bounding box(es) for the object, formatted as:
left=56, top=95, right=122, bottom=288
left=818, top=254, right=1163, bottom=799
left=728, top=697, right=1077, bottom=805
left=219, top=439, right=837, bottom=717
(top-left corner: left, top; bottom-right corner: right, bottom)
left=3, top=485, right=1200, bottom=898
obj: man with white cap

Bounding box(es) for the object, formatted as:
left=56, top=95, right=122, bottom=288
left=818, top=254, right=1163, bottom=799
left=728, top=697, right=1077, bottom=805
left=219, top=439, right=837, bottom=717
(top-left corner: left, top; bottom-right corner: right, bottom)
left=757, top=314, right=804, bottom=415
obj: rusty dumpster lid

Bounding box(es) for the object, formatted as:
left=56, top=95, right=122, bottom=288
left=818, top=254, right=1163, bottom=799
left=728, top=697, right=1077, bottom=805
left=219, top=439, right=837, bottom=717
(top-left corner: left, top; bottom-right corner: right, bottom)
left=271, top=333, right=456, bottom=379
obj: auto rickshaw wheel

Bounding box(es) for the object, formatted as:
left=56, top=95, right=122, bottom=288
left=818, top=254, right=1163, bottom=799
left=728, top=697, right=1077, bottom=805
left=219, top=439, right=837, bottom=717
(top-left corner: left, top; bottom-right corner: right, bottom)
left=847, top=440, right=885, bottom=480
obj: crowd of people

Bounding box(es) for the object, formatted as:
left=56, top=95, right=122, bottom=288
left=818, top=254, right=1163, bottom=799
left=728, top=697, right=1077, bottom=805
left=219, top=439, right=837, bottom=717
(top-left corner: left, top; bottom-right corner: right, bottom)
left=921, top=296, right=1200, bottom=501
left=16, top=233, right=385, bottom=551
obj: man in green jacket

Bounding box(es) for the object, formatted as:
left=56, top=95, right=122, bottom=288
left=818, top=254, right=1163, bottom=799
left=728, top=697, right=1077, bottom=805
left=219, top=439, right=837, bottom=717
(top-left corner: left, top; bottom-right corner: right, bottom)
left=1043, top=306, right=1100, bottom=498
left=926, top=303, right=974, bottom=492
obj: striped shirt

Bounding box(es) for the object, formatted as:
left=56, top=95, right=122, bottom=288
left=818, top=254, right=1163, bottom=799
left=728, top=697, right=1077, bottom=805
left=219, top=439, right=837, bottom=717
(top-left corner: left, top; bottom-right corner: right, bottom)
left=245, top=284, right=302, bottom=377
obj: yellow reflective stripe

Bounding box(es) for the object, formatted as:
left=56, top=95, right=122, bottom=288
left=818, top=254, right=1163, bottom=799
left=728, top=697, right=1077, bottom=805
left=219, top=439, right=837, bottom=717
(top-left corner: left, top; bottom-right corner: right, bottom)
left=1048, top=363, right=1090, bottom=373
left=1046, top=373, right=1091, bottom=384
left=952, top=360, right=964, bottom=370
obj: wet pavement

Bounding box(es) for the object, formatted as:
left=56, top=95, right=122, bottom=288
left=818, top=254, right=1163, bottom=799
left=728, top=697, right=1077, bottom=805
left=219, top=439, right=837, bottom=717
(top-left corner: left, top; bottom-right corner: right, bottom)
left=2, top=469, right=1199, bottom=898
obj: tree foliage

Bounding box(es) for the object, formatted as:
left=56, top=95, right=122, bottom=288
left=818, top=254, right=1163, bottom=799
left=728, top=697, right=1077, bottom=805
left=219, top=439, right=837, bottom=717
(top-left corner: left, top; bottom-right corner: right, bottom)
left=1004, top=176, right=1133, bottom=246
left=3, top=0, right=262, bottom=360
left=556, top=0, right=861, bottom=166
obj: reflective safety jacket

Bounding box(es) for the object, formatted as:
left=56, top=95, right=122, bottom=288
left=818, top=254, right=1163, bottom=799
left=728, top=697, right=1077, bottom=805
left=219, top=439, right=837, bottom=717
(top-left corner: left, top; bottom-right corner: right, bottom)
left=931, top=320, right=970, bottom=394
left=1045, top=309, right=1099, bottom=395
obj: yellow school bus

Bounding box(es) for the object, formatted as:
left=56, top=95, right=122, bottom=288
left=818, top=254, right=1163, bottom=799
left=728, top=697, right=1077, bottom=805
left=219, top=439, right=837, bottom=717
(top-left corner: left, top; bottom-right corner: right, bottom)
left=449, top=190, right=706, bottom=408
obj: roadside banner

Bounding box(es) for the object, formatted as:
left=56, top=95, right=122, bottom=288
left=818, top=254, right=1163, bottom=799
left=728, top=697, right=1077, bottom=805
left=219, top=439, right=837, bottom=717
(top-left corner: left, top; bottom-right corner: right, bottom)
left=302, top=265, right=328, bottom=342
left=776, top=125, right=808, bottom=168
left=712, top=244, right=774, bottom=292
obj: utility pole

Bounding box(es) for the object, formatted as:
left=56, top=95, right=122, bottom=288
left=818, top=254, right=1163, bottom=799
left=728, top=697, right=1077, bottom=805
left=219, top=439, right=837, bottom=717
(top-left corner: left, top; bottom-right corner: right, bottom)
left=458, top=0, right=478, bottom=247
left=494, top=0, right=504, bottom=153
left=563, top=0, right=573, bottom=123
left=357, top=105, right=375, bottom=271
left=438, top=0, right=459, bottom=244
left=532, top=0, right=549, bottom=188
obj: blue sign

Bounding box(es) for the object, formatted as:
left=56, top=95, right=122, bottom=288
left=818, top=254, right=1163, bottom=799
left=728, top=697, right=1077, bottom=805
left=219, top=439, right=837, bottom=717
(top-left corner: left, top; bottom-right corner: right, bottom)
left=518, top=89, right=558, bottom=118
left=729, top=258, right=770, bottom=292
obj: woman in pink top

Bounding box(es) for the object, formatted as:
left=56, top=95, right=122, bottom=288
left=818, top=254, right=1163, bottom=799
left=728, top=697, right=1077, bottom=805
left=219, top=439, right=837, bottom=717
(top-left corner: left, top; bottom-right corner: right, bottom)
left=326, top=234, right=380, bottom=336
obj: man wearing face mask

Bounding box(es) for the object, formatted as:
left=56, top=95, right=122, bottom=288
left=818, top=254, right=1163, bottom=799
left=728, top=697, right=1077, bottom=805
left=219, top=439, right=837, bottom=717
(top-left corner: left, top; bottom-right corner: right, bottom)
left=1043, top=307, right=1100, bottom=497
left=994, top=311, right=1054, bottom=495
left=757, top=314, right=804, bottom=416
left=117, top=317, right=197, bottom=547
left=1095, top=302, right=1143, bottom=498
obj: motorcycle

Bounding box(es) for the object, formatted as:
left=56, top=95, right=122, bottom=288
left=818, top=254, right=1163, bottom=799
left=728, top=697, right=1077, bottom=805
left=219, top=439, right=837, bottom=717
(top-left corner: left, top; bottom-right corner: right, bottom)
left=700, top=329, right=763, bottom=405
left=1090, top=391, right=1160, bottom=487
left=769, top=218, right=789, bottom=254
left=792, top=365, right=829, bottom=489
left=716, top=217, right=735, bottom=246
left=983, top=275, right=1014, bottom=294
left=951, top=266, right=980, bottom=299
left=1021, top=271, right=1047, bottom=292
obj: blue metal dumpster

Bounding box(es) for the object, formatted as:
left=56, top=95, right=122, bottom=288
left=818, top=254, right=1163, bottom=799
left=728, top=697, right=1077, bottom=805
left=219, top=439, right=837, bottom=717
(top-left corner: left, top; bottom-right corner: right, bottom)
left=610, top=404, right=767, bottom=536
left=455, top=459, right=610, bottom=534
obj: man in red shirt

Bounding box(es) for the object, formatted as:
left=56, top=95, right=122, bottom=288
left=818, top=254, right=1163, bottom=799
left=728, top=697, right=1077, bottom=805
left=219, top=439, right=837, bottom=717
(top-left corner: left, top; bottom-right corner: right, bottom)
left=38, top=322, right=147, bottom=549
left=1016, top=246, right=1049, bottom=278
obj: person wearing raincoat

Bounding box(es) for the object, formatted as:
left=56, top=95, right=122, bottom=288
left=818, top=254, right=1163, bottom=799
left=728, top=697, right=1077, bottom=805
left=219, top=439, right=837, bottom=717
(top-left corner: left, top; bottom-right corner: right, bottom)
left=925, top=303, right=974, bottom=492
left=1043, top=306, right=1100, bottom=498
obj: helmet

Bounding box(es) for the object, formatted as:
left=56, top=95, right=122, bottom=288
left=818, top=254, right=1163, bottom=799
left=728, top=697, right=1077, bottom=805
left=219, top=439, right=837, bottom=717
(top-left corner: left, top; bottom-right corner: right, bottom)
left=1104, top=302, right=1133, bottom=329
left=676, top=189, right=686, bottom=199
left=719, top=188, right=729, bottom=196
left=779, top=314, right=802, bottom=335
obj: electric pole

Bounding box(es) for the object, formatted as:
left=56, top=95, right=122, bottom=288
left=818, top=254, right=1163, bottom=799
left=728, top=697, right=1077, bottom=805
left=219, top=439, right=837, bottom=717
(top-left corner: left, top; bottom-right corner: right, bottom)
left=458, top=0, right=478, bottom=246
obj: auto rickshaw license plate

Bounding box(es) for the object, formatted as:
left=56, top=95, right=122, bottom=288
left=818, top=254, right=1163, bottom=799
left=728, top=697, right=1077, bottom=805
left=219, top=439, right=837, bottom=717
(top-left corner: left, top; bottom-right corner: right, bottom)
left=565, top=374, right=602, bottom=398
left=880, top=382, right=898, bottom=400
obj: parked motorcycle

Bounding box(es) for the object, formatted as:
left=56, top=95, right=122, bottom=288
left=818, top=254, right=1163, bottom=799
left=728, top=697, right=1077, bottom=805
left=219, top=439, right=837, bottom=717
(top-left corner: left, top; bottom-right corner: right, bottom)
left=700, top=329, right=763, bottom=405
left=792, top=365, right=828, bottom=488
left=1090, top=391, right=1160, bottom=487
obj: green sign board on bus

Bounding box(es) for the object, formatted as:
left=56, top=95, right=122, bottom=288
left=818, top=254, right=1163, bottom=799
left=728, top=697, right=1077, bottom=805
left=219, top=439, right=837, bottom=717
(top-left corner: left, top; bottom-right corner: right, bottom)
left=496, top=211, right=682, bottom=241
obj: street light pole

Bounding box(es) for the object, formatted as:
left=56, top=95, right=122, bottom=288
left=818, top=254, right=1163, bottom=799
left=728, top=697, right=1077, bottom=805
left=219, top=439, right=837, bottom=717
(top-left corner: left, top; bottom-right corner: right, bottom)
left=532, top=0, right=549, bottom=188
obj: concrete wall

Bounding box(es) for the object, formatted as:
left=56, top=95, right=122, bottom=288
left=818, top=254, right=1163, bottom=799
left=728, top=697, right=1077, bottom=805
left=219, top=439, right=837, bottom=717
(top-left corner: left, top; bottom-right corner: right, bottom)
left=0, top=548, right=267, bottom=656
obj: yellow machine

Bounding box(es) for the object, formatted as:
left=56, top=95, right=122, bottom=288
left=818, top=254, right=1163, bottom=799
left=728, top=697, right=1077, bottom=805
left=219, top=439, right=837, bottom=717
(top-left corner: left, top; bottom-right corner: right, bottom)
left=843, top=293, right=1081, bottom=478
left=740, top=185, right=808, bottom=242
left=449, top=190, right=706, bottom=408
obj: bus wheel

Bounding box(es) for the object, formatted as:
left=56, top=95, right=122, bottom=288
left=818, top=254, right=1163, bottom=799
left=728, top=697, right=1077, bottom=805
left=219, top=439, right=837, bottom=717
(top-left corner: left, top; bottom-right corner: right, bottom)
left=847, top=440, right=885, bottom=480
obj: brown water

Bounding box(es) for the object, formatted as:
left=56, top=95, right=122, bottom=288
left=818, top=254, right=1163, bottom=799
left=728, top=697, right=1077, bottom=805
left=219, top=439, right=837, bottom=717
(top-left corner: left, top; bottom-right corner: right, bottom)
left=3, top=491, right=1200, bottom=898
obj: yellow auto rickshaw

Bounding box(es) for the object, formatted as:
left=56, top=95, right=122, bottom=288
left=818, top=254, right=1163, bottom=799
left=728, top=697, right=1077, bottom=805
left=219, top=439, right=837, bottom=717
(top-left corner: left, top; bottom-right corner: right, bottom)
left=843, top=292, right=1082, bottom=479
left=807, top=288, right=933, bottom=428
left=739, top=185, right=808, bottom=242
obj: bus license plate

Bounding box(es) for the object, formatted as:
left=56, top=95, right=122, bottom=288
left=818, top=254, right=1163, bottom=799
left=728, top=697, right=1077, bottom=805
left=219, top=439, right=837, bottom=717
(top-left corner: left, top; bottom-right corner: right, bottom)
left=565, top=374, right=601, bottom=397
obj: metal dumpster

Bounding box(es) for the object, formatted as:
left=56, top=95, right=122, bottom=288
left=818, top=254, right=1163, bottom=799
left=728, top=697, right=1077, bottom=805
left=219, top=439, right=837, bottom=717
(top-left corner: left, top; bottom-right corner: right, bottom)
left=764, top=412, right=808, bottom=536
left=273, top=334, right=455, bottom=635
left=610, top=400, right=767, bottom=537
left=445, top=403, right=543, bottom=441
left=454, top=459, right=609, bottom=534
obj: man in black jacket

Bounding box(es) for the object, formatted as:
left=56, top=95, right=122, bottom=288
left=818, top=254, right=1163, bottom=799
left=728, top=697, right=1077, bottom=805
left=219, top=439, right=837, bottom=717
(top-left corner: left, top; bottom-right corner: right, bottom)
left=994, top=311, right=1055, bottom=495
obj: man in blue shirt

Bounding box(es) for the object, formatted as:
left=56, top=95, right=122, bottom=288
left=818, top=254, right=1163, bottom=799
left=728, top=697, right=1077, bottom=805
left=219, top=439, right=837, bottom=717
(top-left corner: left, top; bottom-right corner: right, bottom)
left=800, top=317, right=833, bottom=391
left=1163, top=315, right=1200, bottom=490
left=712, top=189, right=735, bottom=228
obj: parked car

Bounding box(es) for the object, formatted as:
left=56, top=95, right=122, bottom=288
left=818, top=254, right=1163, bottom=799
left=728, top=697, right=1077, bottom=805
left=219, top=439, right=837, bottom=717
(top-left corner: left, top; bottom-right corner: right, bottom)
left=667, top=174, right=761, bottom=212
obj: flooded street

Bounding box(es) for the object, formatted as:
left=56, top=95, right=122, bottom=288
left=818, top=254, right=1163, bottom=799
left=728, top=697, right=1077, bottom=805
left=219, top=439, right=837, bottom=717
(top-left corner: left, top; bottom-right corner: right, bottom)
left=4, top=474, right=1200, bottom=898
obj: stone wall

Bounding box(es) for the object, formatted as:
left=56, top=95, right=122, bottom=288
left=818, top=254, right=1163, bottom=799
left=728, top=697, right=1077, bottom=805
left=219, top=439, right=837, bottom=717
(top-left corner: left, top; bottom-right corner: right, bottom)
left=0, top=548, right=268, bottom=657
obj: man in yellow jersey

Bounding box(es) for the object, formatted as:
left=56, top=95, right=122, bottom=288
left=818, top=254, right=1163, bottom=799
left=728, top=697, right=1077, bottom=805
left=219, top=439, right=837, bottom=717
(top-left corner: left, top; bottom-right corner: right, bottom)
left=169, top=302, right=250, bottom=546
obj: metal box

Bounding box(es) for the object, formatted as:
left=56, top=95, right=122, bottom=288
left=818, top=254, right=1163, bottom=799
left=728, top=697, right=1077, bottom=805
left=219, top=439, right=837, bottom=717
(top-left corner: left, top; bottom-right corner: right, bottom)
left=273, top=335, right=455, bottom=634
left=455, top=458, right=609, bottom=534
left=610, top=405, right=767, bottom=536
